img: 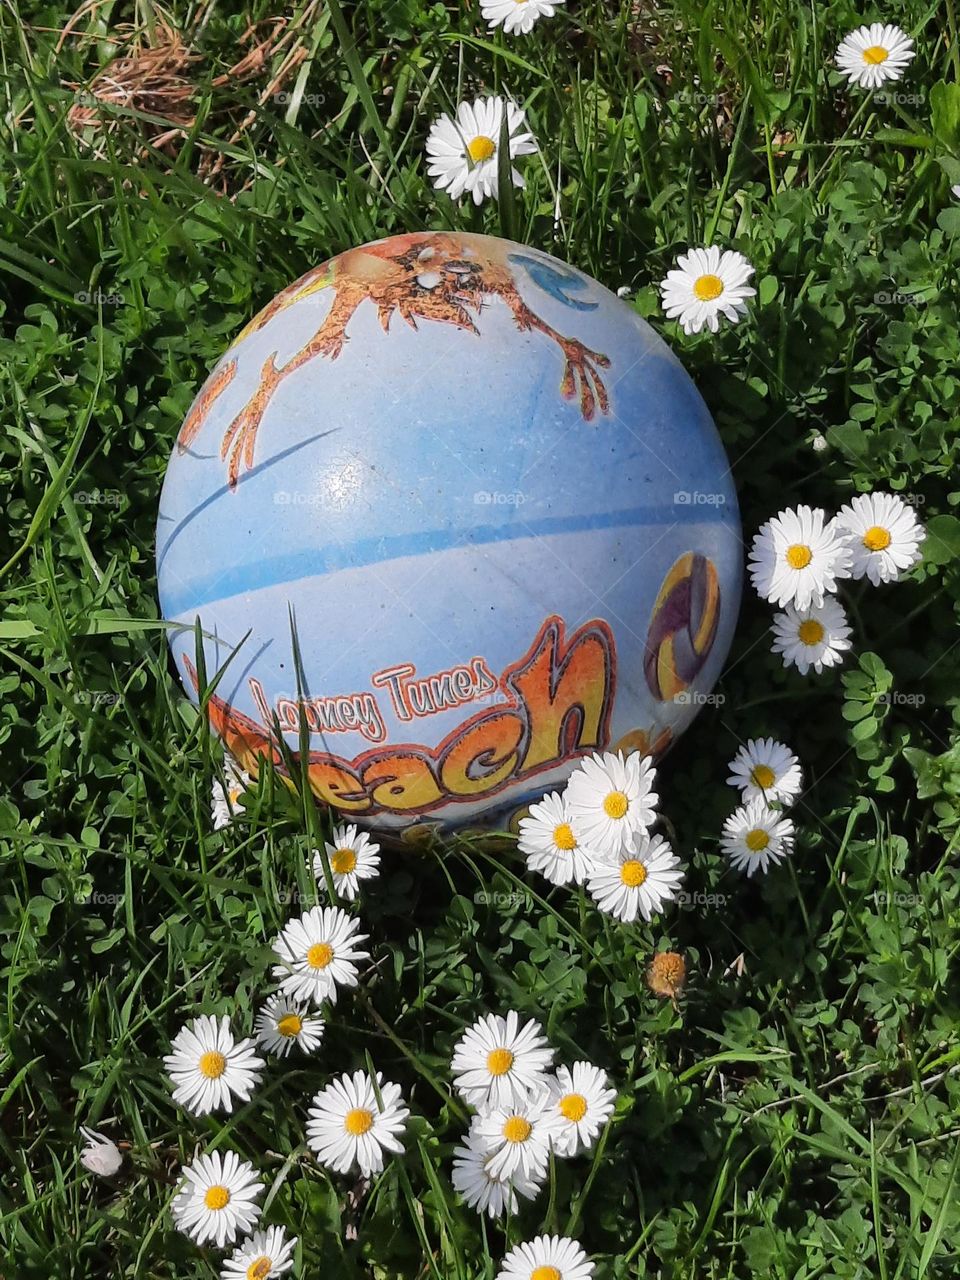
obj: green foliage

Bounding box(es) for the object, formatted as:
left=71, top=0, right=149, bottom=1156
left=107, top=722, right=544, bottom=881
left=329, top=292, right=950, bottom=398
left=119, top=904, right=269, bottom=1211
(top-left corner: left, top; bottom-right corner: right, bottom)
left=1, top=0, right=959, bottom=1277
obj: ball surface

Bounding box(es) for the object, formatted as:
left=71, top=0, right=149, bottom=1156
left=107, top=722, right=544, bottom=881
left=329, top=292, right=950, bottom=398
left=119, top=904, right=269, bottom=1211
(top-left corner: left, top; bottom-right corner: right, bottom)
left=156, top=231, right=742, bottom=832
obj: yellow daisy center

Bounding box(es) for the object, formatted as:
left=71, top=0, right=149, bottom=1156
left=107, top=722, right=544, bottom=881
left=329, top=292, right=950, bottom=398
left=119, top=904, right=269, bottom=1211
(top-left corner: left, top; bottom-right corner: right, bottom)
left=797, top=619, right=825, bottom=646
left=531, top=1269, right=562, bottom=1280
left=306, top=942, right=334, bottom=970
left=863, top=525, right=891, bottom=552
left=204, top=1184, right=230, bottom=1210
left=750, top=764, right=776, bottom=789
left=863, top=44, right=889, bottom=64
left=620, top=859, right=647, bottom=888
left=467, top=135, right=496, bottom=163
left=503, top=1115, right=532, bottom=1144
left=344, top=1107, right=374, bottom=1136
left=487, top=1047, right=514, bottom=1077
left=785, top=543, right=813, bottom=570
left=198, top=1050, right=227, bottom=1079
left=553, top=822, right=577, bottom=851
left=745, top=828, right=770, bottom=852
left=228, top=786, right=243, bottom=806
left=277, top=1013, right=303, bottom=1038
left=692, top=273, right=724, bottom=302
left=559, top=1092, right=588, bottom=1122
left=247, top=1259, right=273, bottom=1280
left=331, top=847, right=357, bottom=875
left=603, top=790, right=629, bottom=819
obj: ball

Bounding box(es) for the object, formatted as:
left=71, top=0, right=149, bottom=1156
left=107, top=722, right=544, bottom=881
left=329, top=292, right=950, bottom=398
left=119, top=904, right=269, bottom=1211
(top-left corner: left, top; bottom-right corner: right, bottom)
left=156, top=231, right=742, bottom=833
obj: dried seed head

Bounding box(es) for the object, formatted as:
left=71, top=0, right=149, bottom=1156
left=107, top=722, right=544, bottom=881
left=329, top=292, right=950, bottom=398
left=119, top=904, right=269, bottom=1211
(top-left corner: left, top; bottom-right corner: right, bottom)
left=646, top=950, right=686, bottom=1000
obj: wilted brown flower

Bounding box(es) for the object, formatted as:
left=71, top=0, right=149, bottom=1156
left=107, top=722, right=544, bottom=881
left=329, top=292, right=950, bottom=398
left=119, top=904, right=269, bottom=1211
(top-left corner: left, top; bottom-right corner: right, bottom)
left=646, top=950, right=686, bottom=1001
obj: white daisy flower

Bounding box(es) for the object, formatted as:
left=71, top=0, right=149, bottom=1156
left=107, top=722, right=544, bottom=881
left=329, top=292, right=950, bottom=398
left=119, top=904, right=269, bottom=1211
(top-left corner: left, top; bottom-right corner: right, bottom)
left=221, top=1225, right=297, bottom=1280
left=450, top=1010, right=554, bottom=1111
left=496, top=1234, right=595, bottom=1280
left=211, top=757, right=251, bottom=830
left=171, top=1150, right=264, bottom=1249
left=727, top=737, right=802, bottom=806
left=78, top=1126, right=122, bottom=1177
left=473, top=1089, right=559, bottom=1183
left=748, top=505, right=852, bottom=610
left=834, top=491, right=925, bottom=585
left=425, top=96, right=537, bottom=205
left=313, top=823, right=381, bottom=901
left=163, top=1015, right=264, bottom=1116
left=306, top=1069, right=409, bottom=1177
left=722, top=798, right=795, bottom=877
left=480, top=0, right=564, bottom=35
left=564, top=750, right=658, bottom=858
left=659, top=246, right=756, bottom=335
left=585, top=832, right=684, bottom=923
left=517, top=791, right=599, bottom=886
left=451, top=1129, right=542, bottom=1218
left=771, top=597, right=853, bottom=675
left=271, top=905, right=369, bottom=1008
left=835, top=23, right=915, bottom=90
left=545, top=1062, right=617, bottom=1158
left=254, top=994, right=325, bottom=1058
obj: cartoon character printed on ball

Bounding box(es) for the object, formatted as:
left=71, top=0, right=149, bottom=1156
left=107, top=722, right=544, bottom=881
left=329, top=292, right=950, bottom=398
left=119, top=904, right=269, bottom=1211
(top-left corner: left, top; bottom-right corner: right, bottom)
left=643, top=553, right=721, bottom=702
left=176, top=232, right=612, bottom=487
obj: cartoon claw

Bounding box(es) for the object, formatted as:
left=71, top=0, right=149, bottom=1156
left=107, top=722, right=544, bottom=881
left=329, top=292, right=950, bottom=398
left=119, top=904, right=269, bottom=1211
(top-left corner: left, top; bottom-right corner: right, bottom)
left=177, top=359, right=237, bottom=452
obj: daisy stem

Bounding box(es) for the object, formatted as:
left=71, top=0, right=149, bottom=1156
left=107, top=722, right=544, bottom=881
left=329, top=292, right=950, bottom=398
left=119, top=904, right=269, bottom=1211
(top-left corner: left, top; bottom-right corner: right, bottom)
left=563, top=1115, right=613, bottom=1237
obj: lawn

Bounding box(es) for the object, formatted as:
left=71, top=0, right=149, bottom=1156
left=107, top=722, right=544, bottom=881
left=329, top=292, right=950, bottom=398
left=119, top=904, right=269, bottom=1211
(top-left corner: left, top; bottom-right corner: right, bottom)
left=2, top=0, right=960, bottom=1277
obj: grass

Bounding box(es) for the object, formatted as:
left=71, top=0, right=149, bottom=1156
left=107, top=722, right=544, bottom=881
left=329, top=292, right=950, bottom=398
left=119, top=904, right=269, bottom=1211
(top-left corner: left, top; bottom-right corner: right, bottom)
left=2, top=0, right=960, bottom=1276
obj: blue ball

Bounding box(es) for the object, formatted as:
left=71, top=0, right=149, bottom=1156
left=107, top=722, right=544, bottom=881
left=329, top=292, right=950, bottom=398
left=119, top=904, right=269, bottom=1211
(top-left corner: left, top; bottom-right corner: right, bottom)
left=157, top=232, right=742, bottom=833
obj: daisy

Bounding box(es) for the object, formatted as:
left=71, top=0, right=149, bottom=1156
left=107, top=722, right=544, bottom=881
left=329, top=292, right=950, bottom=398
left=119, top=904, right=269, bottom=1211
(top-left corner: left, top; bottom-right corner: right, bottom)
left=480, top=0, right=564, bottom=36
left=306, top=1069, right=409, bottom=1177
left=211, top=757, right=250, bottom=830
left=721, top=798, right=795, bottom=877
left=222, top=1226, right=297, bottom=1280
left=834, top=491, right=926, bottom=585
left=835, top=23, right=915, bottom=90
left=171, top=1150, right=264, bottom=1249
left=727, top=737, right=802, bottom=806
left=450, top=1010, right=554, bottom=1110
left=163, top=1015, right=264, bottom=1116
left=313, top=822, right=381, bottom=900
left=254, top=994, right=325, bottom=1058
left=771, top=597, right=853, bottom=675
left=425, top=96, right=537, bottom=205
left=564, top=750, right=658, bottom=857
left=546, top=1062, right=617, bottom=1158
left=473, top=1089, right=559, bottom=1183
left=271, top=905, right=369, bottom=1008
left=748, top=505, right=851, bottom=610
left=78, top=1126, right=122, bottom=1177
left=586, top=833, right=683, bottom=924
left=659, top=246, right=756, bottom=335
left=517, top=791, right=599, bottom=886
left=451, top=1129, right=542, bottom=1218
left=496, top=1235, right=595, bottom=1280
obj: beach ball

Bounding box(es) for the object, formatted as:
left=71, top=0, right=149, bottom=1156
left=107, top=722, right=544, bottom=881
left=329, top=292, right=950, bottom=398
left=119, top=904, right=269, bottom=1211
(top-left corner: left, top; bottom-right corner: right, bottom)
left=156, top=231, right=742, bottom=833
